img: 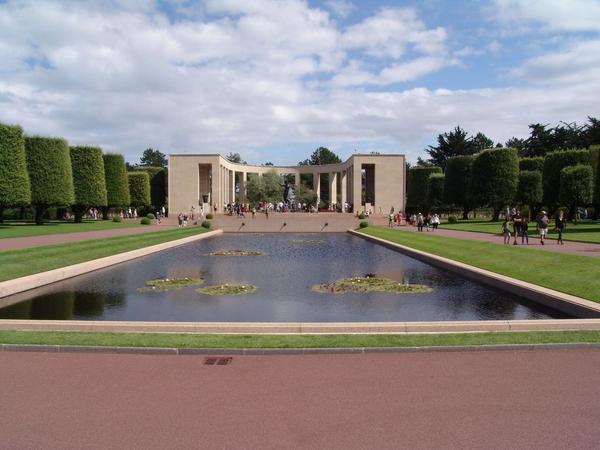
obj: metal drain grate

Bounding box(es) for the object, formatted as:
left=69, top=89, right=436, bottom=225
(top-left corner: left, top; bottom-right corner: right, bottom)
left=204, top=357, right=232, bottom=366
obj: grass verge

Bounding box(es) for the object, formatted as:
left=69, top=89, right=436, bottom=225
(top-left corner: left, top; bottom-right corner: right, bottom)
left=0, top=330, right=599, bottom=348
left=359, top=226, right=600, bottom=302
left=0, top=219, right=142, bottom=239
left=0, top=227, right=208, bottom=282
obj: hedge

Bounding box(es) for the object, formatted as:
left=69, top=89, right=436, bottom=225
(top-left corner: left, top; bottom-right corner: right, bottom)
left=137, top=166, right=166, bottom=208
left=443, top=155, right=473, bottom=219
left=515, top=170, right=542, bottom=210
left=25, top=137, right=75, bottom=224
left=407, top=166, right=442, bottom=210
left=560, top=165, right=593, bottom=216
left=519, top=157, right=544, bottom=172
left=542, top=149, right=590, bottom=207
left=589, top=145, right=600, bottom=208
left=70, top=146, right=108, bottom=222
left=471, top=147, right=519, bottom=219
left=128, top=172, right=151, bottom=207
left=427, top=173, right=445, bottom=209
left=103, top=154, right=130, bottom=208
left=0, top=123, right=31, bottom=220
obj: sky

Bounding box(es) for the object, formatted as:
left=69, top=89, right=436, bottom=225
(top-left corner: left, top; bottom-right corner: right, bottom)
left=1, top=0, right=599, bottom=165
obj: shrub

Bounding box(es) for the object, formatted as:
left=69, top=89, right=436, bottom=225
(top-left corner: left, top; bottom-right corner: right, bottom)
left=359, top=221, right=369, bottom=228
left=146, top=213, right=155, bottom=220
left=560, top=165, right=593, bottom=219
left=112, top=216, right=122, bottom=223
left=206, top=213, right=214, bottom=220
left=515, top=170, right=542, bottom=212
left=70, top=146, right=108, bottom=222
left=519, top=157, right=544, bottom=172
left=444, top=155, right=474, bottom=220
left=201, top=220, right=211, bottom=229
left=0, top=123, right=31, bottom=221
left=128, top=172, right=151, bottom=207
left=140, top=217, right=152, bottom=225
left=471, top=148, right=519, bottom=220
left=589, top=145, right=600, bottom=212
left=358, top=212, right=366, bottom=219
left=543, top=149, right=590, bottom=207
left=25, top=136, right=75, bottom=225
left=137, top=166, right=166, bottom=208
left=103, top=154, right=130, bottom=208
left=447, top=215, right=458, bottom=223
left=407, top=166, right=442, bottom=210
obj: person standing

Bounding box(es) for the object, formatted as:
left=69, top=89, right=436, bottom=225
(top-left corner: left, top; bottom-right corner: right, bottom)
left=555, top=210, right=567, bottom=245
left=501, top=218, right=511, bottom=244
left=512, top=210, right=522, bottom=245
left=538, top=211, right=549, bottom=245
left=521, top=217, right=529, bottom=245
left=417, top=213, right=424, bottom=232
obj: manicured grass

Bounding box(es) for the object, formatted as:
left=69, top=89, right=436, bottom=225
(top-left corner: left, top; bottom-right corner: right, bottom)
left=359, top=226, right=600, bottom=302
left=0, top=219, right=141, bottom=239
left=441, top=219, right=600, bottom=243
left=0, top=227, right=208, bottom=282
left=0, top=330, right=599, bottom=348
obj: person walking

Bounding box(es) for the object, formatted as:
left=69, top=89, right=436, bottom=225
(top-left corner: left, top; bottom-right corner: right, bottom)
left=512, top=210, right=522, bottom=245
left=538, top=211, right=549, bottom=245
left=388, top=213, right=394, bottom=228
left=555, top=210, right=567, bottom=245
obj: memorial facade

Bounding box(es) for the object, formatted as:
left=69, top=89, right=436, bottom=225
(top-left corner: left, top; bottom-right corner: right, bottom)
left=168, top=153, right=406, bottom=214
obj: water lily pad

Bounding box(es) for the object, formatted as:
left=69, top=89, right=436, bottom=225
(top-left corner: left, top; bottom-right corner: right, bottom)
left=196, top=284, right=257, bottom=296
left=312, top=276, right=432, bottom=294
left=138, top=277, right=204, bottom=292
left=207, top=250, right=264, bottom=256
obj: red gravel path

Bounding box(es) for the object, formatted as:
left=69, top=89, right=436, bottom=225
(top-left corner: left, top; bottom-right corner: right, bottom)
left=2, top=349, right=599, bottom=449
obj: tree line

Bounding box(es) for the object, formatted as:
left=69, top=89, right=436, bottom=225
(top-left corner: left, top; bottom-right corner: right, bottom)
left=0, top=123, right=166, bottom=224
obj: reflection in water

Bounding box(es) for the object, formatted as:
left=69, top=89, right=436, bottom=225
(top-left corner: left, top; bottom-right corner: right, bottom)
left=0, top=233, right=571, bottom=322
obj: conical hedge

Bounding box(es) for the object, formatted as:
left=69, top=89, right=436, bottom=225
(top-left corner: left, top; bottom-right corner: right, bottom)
left=0, top=123, right=31, bottom=220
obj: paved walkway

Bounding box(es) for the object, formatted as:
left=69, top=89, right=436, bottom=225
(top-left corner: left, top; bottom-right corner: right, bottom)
left=1, top=348, right=599, bottom=449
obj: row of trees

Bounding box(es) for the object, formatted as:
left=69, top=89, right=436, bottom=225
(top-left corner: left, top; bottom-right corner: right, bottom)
left=0, top=123, right=166, bottom=224
left=408, top=145, right=600, bottom=220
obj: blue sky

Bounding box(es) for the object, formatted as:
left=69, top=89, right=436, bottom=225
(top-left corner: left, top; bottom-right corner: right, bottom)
left=1, top=0, right=599, bottom=164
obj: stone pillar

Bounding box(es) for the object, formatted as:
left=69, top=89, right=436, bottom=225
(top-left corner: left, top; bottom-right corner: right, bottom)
left=341, top=170, right=347, bottom=211
left=230, top=170, right=235, bottom=204
left=353, top=163, right=362, bottom=212
left=240, top=172, right=247, bottom=204
left=313, top=172, right=320, bottom=206
left=329, top=172, right=337, bottom=208
left=212, top=163, right=220, bottom=213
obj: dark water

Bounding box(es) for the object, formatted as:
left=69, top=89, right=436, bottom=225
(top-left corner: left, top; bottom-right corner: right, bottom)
left=0, top=233, right=569, bottom=321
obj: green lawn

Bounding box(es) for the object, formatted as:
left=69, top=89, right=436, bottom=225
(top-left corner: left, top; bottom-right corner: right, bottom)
left=0, top=330, right=599, bottom=348
left=0, top=219, right=142, bottom=239
left=441, top=219, right=600, bottom=243
left=359, top=226, right=600, bottom=302
left=0, top=226, right=208, bottom=282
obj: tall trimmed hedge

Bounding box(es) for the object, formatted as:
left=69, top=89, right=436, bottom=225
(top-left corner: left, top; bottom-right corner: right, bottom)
left=103, top=154, right=130, bottom=208
left=25, top=137, right=75, bottom=224
left=515, top=170, right=542, bottom=212
left=542, top=149, right=590, bottom=207
left=560, top=165, right=593, bottom=218
left=519, top=157, right=544, bottom=172
left=427, top=173, right=445, bottom=209
left=444, top=155, right=474, bottom=219
left=407, top=166, right=442, bottom=210
left=70, top=146, right=108, bottom=222
left=471, top=147, right=519, bottom=220
left=589, top=145, right=600, bottom=214
left=137, top=166, right=166, bottom=208
left=0, top=123, right=31, bottom=221
left=128, top=172, right=151, bottom=207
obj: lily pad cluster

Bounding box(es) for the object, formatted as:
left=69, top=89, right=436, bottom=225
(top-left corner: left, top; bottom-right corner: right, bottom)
left=312, top=276, right=432, bottom=294
left=289, top=239, right=324, bottom=244
left=207, top=249, right=264, bottom=256
left=196, top=284, right=257, bottom=296
left=137, top=277, right=204, bottom=292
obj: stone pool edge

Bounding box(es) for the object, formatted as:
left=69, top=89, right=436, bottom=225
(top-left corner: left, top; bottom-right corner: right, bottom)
left=0, top=229, right=223, bottom=300
left=349, top=229, right=600, bottom=318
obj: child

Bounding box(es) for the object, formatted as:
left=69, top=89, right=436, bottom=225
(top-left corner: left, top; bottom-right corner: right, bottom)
left=501, top=219, right=511, bottom=244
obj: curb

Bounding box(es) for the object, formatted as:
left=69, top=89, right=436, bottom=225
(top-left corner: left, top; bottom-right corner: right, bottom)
left=2, top=342, right=600, bottom=355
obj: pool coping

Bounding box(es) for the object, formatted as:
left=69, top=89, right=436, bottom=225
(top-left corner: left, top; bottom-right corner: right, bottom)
left=0, top=229, right=223, bottom=301
left=349, top=229, right=600, bottom=318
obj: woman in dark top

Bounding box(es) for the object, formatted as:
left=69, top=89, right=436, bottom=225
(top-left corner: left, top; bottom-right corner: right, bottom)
left=555, top=210, right=566, bottom=245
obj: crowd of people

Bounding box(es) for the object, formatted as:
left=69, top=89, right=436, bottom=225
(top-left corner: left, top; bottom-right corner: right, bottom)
left=404, top=213, right=441, bottom=231
left=501, top=208, right=567, bottom=246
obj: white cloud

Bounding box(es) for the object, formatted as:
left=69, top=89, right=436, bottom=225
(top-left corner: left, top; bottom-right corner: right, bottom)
left=324, top=0, right=355, bottom=19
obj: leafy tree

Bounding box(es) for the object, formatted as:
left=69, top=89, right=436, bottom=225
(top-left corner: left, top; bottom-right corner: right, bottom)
left=298, top=147, right=342, bottom=166
left=444, top=155, right=474, bottom=219
left=505, top=137, right=526, bottom=155
left=519, top=157, right=544, bottom=172
left=127, top=172, right=151, bottom=207
left=427, top=173, right=445, bottom=210
left=140, top=148, right=167, bottom=168
left=294, top=183, right=318, bottom=207
left=407, top=166, right=442, bottom=211
left=25, top=137, right=75, bottom=224
left=560, top=165, right=593, bottom=221
left=245, top=174, right=265, bottom=204
left=515, top=170, right=542, bottom=218
left=471, top=147, right=519, bottom=220
left=542, top=149, right=590, bottom=207
left=0, top=123, right=31, bottom=222
left=262, top=171, right=284, bottom=203
left=263, top=162, right=274, bottom=166
left=471, top=132, right=494, bottom=152
left=582, top=117, right=600, bottom=147
left=137, top=166, right=166, bottom=208
left=523, top=123, right=554, bottom=157
left=70, top=146, right=108, bottom=223
left=425, top=126, right=476, bottom=169
left=226, top=153, right=246, bottom=164
left=102, top=154, right=130, bottom=219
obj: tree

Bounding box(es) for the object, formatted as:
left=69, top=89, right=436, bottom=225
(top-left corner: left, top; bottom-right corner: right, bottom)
left=0, top=123, right=31, bottom=222
left=542, top=149, right=590, bottom=207
left=582, top=117, right=600, bottom=147
left=226, top=153, right=246, bottom=164
left=128, top=172, right=151, bottom=207
left=295, top=183, right=318, bottom=207
left=424, top=126, right=480, bottom=170
left=515, top=170, right=542, bottom=219
left=471, top=132, right=494, bottom=152
left=471, top=147, right=519, bottom=220
left=70, top=146, right=108, bottom=223
left=298, top=147, right=342, bottom=166
left=523, top=123, right=554, bottom=157
left=262, top=171, right=284, bottom=203
left=245, top=174, right=265, bottom=204
left=505, top=137, right=526, bottom=155
left=25, top=137, right=74, bottom=225
left=427, top=173, right=445, bottom=210
left=137, top=166, right=166, bottom=208
left=140, top=148, right=167, bottom=168
left=407, top=166, right=442, bottom=211
left=102, top=154, right=130, bottom=219
left=263, top=162, right=274, bottom=166
left=444, top=155, right=474, bottom=219
left=560, top=165, right=593, bottom=221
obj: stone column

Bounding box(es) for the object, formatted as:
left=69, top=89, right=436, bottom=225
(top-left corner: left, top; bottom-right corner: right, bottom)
left=341, top=170, right=347, bottom=211
left=329, top=172, right=337, bottom=208
left=313, top=172, right=320, bottom=206
left=230, top=170, right=235, bottom=204
left=353, top=163, right=362, bottom=212
left=211, top=163, right=220, bottom=213
left=240, top=172, right=247, bottom=205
